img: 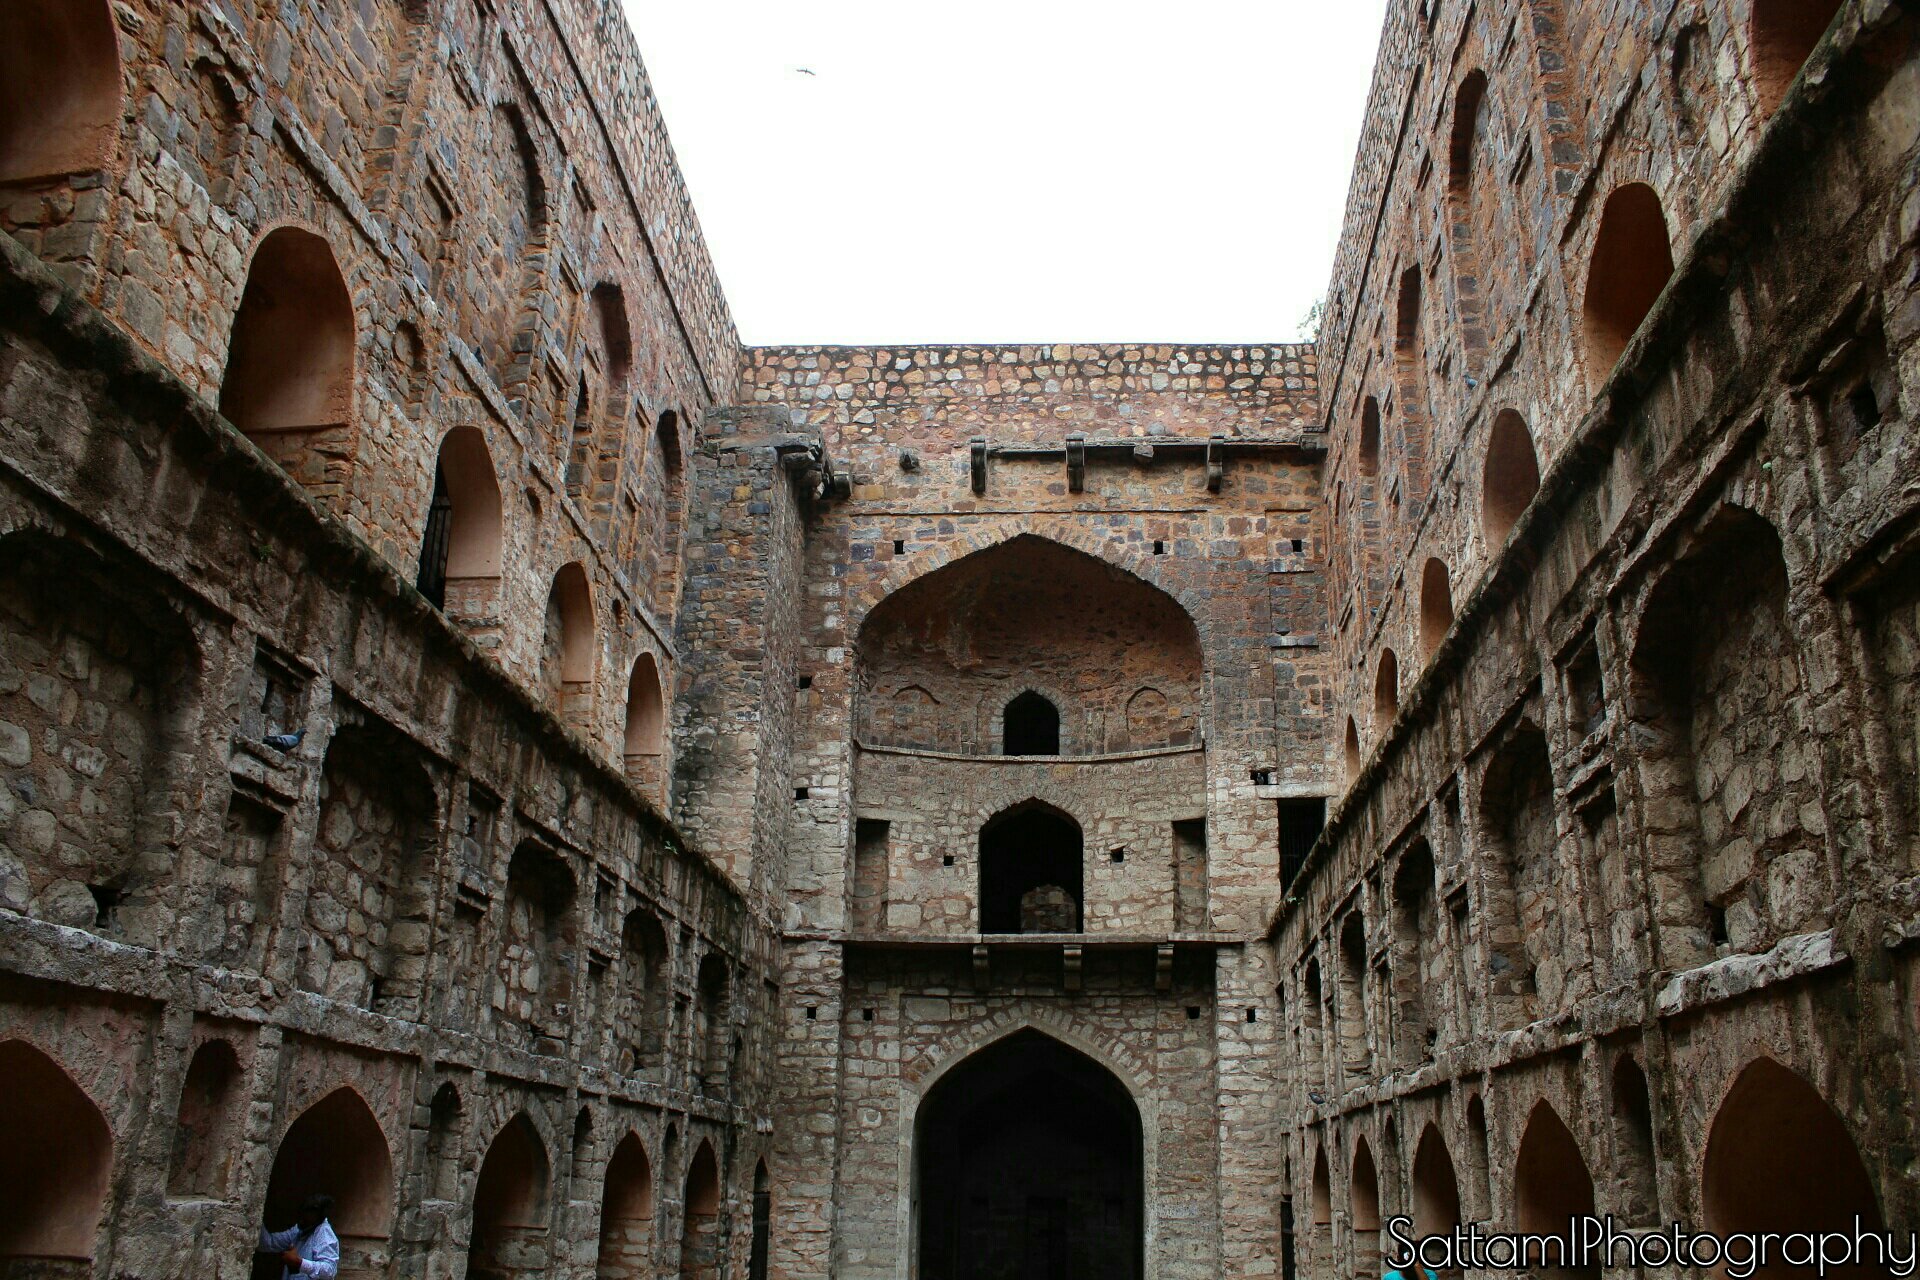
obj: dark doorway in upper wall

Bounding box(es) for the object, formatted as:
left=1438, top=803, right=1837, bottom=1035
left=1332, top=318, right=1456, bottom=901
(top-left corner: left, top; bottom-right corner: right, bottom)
left=980, top=803, right=1083, bottom=933
left=1003, top=691, right=1061, bottom=756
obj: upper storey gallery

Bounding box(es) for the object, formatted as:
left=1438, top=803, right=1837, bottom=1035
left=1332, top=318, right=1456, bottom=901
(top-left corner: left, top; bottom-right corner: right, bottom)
left=0, top=0, right=734, bottom=794
left=1315, top=0, right=1847, bottom=772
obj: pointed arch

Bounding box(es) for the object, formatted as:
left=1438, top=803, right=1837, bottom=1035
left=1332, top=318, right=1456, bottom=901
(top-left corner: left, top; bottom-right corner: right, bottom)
left=0, top=0, right=122, bottom=184
left=263, top=1086, right=394, bottom=1255
left=426, top=1081, right=462, bottom=1202
left=479, top=101, right=547, bottom=389
left=1002, top=689, right=1061, bottom=756
left=1357, top=396, right=1382, bottom=478
left=170, top=1039, right=243, bottom=1198
left=0, top=1040, right=113, bottom=1260
left=1703, top=1058, right=1881, bottom=1263
left=679, top=1138, right=722, bottom=1280
left=1583, top=183, right=1674, bottom=392
left=1611, top=1055, right=1659, bottom=1224
left=1447, top=69, right=1493, bottom=366
left=1482, top=409, right=1541, bottom=545
left=693, top=953, right=733, bottom=1093
left=1419, top=559, right=1453, bottom=659
left=913, top=1028, right=1143, bottom=1280
left=599, top=1132, right=655, bottom=1279
left=1412, top=1122, right=1462, bottom=1238
left=1344, top=716, right=1362, bottom=784
left=1310, top=1140, right=1333, bottom=1226
left=470, top=1112, right=553, bottom=1276
left=748, top=1158, right=772, bottom=1280
left=1351, top=1135, right=1381, bottom=1230
left=980, top=799, right=1084, bottom=933
left=220, top=227, right=357, bottom=494
left=620, top=907, right=670, bottom=1075
left=1513, top=1100, right=1596, bottom=1273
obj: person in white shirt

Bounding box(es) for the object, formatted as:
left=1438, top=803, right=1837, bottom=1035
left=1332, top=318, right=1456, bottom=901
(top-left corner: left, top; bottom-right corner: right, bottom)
left=258, top=1194, right=341, bottom=1279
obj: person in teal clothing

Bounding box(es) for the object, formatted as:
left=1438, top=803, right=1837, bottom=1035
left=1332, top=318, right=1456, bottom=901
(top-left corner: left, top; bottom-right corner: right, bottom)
left=1384, top=1267, right=1439, bottom=1280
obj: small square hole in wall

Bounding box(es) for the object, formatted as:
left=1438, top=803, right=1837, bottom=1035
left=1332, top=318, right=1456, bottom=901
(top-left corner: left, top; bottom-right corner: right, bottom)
left=794, top=786, right=810, bottom=801
left=1153, top=540, right=1166, bottom=555
left=1109, top=847, right=1126, bottom=864
left=942, top=854, right=955, bottom=867
left=1292, top=538, right=1304, bottom=553
left=1186, top=1006, right=1202, bottom=1020
left=805, top=1006, right=818, bottom=1021
left=1250, top=767, right=1274, bottom=786
left=862, top=1008, right=874, bottom=1022
left=1246, top=1008, right=1258, bottom=1023
left=797, top=674, right=813, bottom=690
left=893, top=539, right=906, bottom=555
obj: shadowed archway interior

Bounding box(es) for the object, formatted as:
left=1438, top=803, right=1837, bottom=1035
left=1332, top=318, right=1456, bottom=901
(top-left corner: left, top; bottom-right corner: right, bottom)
left=979, top=803, right=1083, bottom=933
left=916, top=1030, right=1143, bottom=1280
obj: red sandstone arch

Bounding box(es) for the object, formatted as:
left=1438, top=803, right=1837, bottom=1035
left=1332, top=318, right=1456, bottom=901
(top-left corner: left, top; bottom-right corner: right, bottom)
left=1344, top=717, right=1362, bottom=783
left=599, top=1132, right=655, bottom=1279
left=0, top=1, right=122, bottom=184
left=170, top=1039, right=243, bottom=1198
left=591, top=283, right=635, bottom=389
left=1412, top=1122, right=1462, bottom=1239
left=262, top=1086, right=393, bottom=1267
left=1703, top=1058, right=1880, bottom=1277
left=1513, top=1100, right=1596, bottom=1274
left=0, top=1040, right=113, bottom=1261
left=418, top=426, right=504, bottom=616
left=1582, top=184, right=1674, bottom=391
left=1419, top=559, right=1453, bottom=660
left=470, top=1113, right=554, bottom=1276
left=1751, top=0, right=1844, bottom=118
left=679, top=1139, right=722, bottom=1280
left=1482, top=409, right=1541, bottom=544
left=1374, top=648, right=1400, bottom=728
left=221, top=228, right=357, bottom=440
left=1447, top=69, right=1493, bottom=366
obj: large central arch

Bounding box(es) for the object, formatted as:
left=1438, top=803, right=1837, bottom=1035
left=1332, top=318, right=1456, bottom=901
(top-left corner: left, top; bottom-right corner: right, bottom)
left=913, top=1029, right=1143, bottom=1280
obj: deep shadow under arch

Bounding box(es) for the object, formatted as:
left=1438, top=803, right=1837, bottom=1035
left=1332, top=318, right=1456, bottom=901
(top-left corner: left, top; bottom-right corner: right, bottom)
left=915, top=1029, right=1142, bottom=1280
left=979, top=802, right=1083, bottom=933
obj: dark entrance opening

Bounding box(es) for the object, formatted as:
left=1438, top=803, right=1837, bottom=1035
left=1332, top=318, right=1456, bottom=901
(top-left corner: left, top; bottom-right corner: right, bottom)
left=979, top=804, right=1083, bottom=933
left=916, top=1030, right=1143, bottom=1280
left=1002, top=691, right=1060, bottom=756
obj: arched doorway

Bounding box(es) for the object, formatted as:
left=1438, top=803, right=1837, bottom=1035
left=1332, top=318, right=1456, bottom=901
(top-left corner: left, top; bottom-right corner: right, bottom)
left=597, top=1132, right=654, bottom=1280
left=1703, top=1058, right=1880, bottom=1279
left=259, top=1086, right=394, bottom=1280
left=468, top=1113, right=552, bottom=1280
left=979, top=803, right=1083, bottom=933
left=679, top=1139, right=721, bottom=1280
left=915, top=1030, right=1143, bottom=1280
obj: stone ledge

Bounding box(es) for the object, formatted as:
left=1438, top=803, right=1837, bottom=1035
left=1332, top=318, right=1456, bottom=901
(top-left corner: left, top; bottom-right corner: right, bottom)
left=1654, top=929, right=1847, bottom=1019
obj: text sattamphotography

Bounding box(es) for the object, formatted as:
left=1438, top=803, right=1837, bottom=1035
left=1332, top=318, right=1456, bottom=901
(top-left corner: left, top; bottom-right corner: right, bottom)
left=1386, top=1215, right=1919, bottom=1278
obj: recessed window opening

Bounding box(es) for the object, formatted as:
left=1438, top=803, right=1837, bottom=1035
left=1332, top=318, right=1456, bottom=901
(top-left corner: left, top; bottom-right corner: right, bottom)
left=1002, top=691, right=1060, bottom=756
left=979, top=803, right=1083, bottom=933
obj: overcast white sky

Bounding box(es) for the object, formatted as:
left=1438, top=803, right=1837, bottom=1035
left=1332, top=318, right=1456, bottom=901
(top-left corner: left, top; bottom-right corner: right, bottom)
left=620, top=1, right=1389, bottom=346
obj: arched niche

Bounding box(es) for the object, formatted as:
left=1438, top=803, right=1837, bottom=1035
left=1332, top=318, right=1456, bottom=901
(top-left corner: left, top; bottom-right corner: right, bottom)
left=620, top=908, right=670, bottom=1076
left=542, top=562, right=595, bottom=715
left=261, top=1086, right=394, bottom=1270
left=1513, top=1100, right=1596, bottom=1276
left=1703, top=1058, right=1880, bottom=1277
left=1419, top=558, right=1453, bottom=659
left=1412, top=1122, right=1461, bottom=1239
left=855, top=535, right=1201, bottom=757
left=679, top=1139, right=722, bottom=1280
left=1310, top=1140, right=1332, bottom=1227
left=624, top=653, right=666, bottom=792
left=1374, top=648, right=1400, bottom=728
left=1482, top=409, right=1541, bottom=545
left=1001, top=689, right=1060, bottom=756
left=1582, top=183, right=1674, bottom=392
left=1343, top=717, right=1362, bottom=784
left=469, top=1113, right=553, bottom=1277
left=220, top=228, right=358, bottom=477
left=170, top=1039, right=243, bottom=1199
left=598, top=1132, right=654, bottom=1279
left=979, top=801, right=1084, bottom=934
left=590, top=282, right=634, bottom=389
left=1611, top=1055, right=1659, bottom=1225
left=1351, top=1134, right=1382, bottom=1273
left=914, top=1029, right=1143, bottom=1280
left=1446, top=69, right=1493, bottom=366
left=693, top=954, right=732, bottom=1093
left=0, top=0, right=122, bottom=185
left=417, top=426, right=503, bottom=618
left=499, top=841, right=577, bottom=1044
left=1751, top=0, right=1844, bottom=118
left=1358, top=397, right=1382, bottom=478
left=0, top=1040, right=113, bottom=1262
left=748, top=1159, right=771, bottom=1280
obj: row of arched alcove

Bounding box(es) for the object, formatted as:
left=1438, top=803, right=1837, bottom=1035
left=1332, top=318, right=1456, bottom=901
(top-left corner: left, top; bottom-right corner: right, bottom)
left=0, top=4, right=688, bottom=787
left=0, top=1036, right=766, bottom=1279
left=1303, top=1056, right=1882, bottom=1275
left=1330, top=0, right=1845, bottom=764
